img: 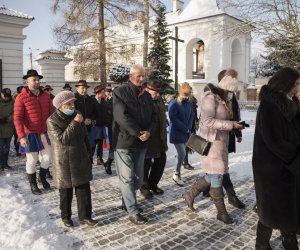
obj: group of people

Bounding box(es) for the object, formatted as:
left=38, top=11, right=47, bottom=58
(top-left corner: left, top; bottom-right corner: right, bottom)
left=0, top=64, right=299, bottom=249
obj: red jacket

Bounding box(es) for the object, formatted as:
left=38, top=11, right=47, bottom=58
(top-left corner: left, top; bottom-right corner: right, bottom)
left=14, top=87, right=53, bottom=138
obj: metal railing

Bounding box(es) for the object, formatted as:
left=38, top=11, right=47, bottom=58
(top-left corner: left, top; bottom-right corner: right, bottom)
left=238, top=100, right=260, bottom=110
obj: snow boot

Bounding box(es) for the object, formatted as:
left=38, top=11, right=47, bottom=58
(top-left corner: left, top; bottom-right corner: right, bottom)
left=46, top=168, right=53, bottom=180
left=209, top=187, right=233, bottom=224
left=182, top=176, right=210, bottom=211
left=39, top=168, right=51, bottom=190
left=28, top=173, right=42, bottom=195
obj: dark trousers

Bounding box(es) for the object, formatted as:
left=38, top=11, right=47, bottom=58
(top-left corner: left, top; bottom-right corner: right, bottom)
left=143, top=152, right=166, bottom=189
left=91, top=139, right=103, bottom=159
left=59, top=182, right=92, bottom=221
left=222, top=173, right=236, bottom=197
left=13, top=130, right=19, bottom=153
left=0, top=137, right=12, bottom=166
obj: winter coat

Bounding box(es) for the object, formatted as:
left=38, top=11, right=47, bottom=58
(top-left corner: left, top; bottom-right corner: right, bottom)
left=0, top=98, right=14, bottom=138
left=199, top=91, right=234, bottom=175
left=74, top=92, right=97, bottom=130
left=47, top=110, right=92, bottom=189
left=14, top=87, right=53, bottom=139
left=146, top=96, right=168, bottom=153
left=168, top=98, right=193, bottom=144
left=92, top=97, right=113, bottom=127
left=252, top=85, right=300, bottom=231
left=113, top=81, right=156, bottom=149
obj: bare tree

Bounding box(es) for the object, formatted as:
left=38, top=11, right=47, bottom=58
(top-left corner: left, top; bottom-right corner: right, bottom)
left=52, top=0, right=142, bottom=84
left=222, top=0, right=300, bottom=68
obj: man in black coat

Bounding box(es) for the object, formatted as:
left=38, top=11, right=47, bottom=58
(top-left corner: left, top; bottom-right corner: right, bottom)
left=113, top=64, right=156, bottom=225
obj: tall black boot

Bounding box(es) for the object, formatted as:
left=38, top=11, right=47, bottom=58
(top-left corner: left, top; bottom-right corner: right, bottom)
left=281, top=232, right=299, bottom=250
left=104, top=159, right=113, bottom=175
left=39, top=168, right=51, bottom=190
left=255, top=221, right=272, bottom=250
left=182, top=176, right=210, bottom=211
left=27, top=173, right=42, bottom=195
left=209, top=187, right=233, bottom=224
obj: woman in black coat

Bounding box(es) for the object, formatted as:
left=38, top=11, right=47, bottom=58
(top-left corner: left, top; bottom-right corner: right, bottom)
left=252, top=67, right=300, bottom=250
left=47, top=91, right=98, bottom=228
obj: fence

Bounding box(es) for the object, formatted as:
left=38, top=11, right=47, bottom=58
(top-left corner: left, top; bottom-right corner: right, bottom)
left=238, top=100, right=260, bottom=111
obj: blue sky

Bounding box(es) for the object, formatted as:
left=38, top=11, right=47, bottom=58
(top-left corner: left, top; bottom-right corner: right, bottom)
left=2, top=0, right=185, bottom=72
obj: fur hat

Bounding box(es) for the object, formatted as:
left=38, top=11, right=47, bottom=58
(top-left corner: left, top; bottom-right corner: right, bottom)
left=52, top=91, right=76, bottom=109
left=179, top=82, right=192, bottom=96
left=218, top=75, right=238, bottom=92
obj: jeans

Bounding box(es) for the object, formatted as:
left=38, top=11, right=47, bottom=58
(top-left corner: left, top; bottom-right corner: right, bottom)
left=0, top=137, right=12, bottom=166
left=174, top=143, right=186, bottom=173
left=204, top=174, right=223, bottom=188
left=115, top=148, right=147, bottom=215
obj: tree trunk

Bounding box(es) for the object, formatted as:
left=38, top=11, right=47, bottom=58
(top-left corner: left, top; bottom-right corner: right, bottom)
left=98, top=0, right=107, bottom=84
left=143, top=0, right=150, bottom=68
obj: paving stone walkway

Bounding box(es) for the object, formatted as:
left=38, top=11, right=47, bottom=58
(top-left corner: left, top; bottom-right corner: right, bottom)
left=6, top=147, right=299, bottom=250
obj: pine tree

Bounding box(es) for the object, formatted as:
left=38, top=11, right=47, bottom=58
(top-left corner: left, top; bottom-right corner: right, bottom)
left=147, top=3, right=172, bottom=92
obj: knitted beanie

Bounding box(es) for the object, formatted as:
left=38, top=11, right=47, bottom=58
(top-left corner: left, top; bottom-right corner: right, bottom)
left=218, top=75, right=238, bottom=92
left=52, top=90, right=77, bottom=108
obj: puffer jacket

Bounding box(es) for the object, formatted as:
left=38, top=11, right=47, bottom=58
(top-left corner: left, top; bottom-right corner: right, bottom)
left=47, top=110, right=92, bottom=189
left=0, top=98, right=14, bottom=138
left=14, top=87, right=53, bottom=138
left=199, top=91, right=234, bottom=175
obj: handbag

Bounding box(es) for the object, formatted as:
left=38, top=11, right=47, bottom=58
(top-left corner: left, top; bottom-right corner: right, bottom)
left=186, top=133, right=211, bottom=156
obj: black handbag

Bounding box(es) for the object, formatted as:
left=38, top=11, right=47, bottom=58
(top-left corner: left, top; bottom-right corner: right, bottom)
left=186, top=133, right=211, bottom=156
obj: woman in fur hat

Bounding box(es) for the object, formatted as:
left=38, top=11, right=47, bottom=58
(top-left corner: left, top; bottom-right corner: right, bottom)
left=182, top=76, right=244, bottom=224
left=252, top=67, right=300, bottom=249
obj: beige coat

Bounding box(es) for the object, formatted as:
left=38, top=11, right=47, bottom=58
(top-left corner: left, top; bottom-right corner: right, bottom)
left=199, top=92, right=234, bottom=175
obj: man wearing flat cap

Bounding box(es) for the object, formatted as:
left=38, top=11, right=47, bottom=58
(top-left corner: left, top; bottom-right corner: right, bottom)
left=14, top=69, right=53, bottom=195
left=139, top=82, right=167, bottom=199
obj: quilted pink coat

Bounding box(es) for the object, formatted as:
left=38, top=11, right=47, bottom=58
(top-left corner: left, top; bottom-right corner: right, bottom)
left=199, top=91, right=234, bottom=175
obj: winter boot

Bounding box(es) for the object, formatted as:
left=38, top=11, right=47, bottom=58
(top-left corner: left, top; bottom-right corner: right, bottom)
left=97, top=157, right=104, bottom=165
left=27, top=173, right=42, bottom=195
left=39, top=168, right=51, bottom=190
left=281, top=233, right=299, bottom=250
left=104, top=159, right=113, bottom=175
left=255, top=221, right=272, bottom=250
left=46, top=168, right=53, bottom=180
left=209, top=187, right=234, bottom=224
left=182, top=176, right=210, bottom=211
left=228, top=195, right=246, bottom=209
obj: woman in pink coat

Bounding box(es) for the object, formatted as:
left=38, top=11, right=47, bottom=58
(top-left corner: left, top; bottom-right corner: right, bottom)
left=183, top=76, right=244, bottom=224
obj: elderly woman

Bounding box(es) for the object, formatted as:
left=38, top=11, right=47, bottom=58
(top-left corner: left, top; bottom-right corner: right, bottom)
left=47, top=91, right=98, bottom=227
left=252, top=67, right=300, bottom=250
left=182, top=76, right=244, bottom=224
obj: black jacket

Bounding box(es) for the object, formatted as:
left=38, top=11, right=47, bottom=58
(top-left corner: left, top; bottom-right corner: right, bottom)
left=252, top=85, right=300, bottom=231
left=113, top=81, right=156, bottom=149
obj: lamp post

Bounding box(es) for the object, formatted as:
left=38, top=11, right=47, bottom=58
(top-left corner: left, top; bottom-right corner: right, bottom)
left=28, top=48, right=39, bottom=69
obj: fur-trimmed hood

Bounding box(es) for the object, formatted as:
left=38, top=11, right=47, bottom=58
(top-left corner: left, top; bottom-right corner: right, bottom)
left=259, top=85, right=300, bottom=122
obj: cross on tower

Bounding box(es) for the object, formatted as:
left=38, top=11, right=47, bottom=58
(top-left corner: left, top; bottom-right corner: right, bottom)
left=169, top=26, right=184, bottom=91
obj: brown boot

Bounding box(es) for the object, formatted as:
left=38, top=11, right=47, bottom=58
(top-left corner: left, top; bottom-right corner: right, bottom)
left=182, top=177, right=210, bottom=211
left=209, top=187, right=233, bottom=224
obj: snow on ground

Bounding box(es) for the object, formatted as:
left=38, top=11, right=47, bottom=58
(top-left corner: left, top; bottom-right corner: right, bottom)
left=0, top=110, right=257, bottom=250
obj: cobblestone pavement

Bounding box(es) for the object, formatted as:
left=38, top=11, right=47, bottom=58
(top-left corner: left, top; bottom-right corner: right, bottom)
left=7, top=151, right=299, bottom=250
